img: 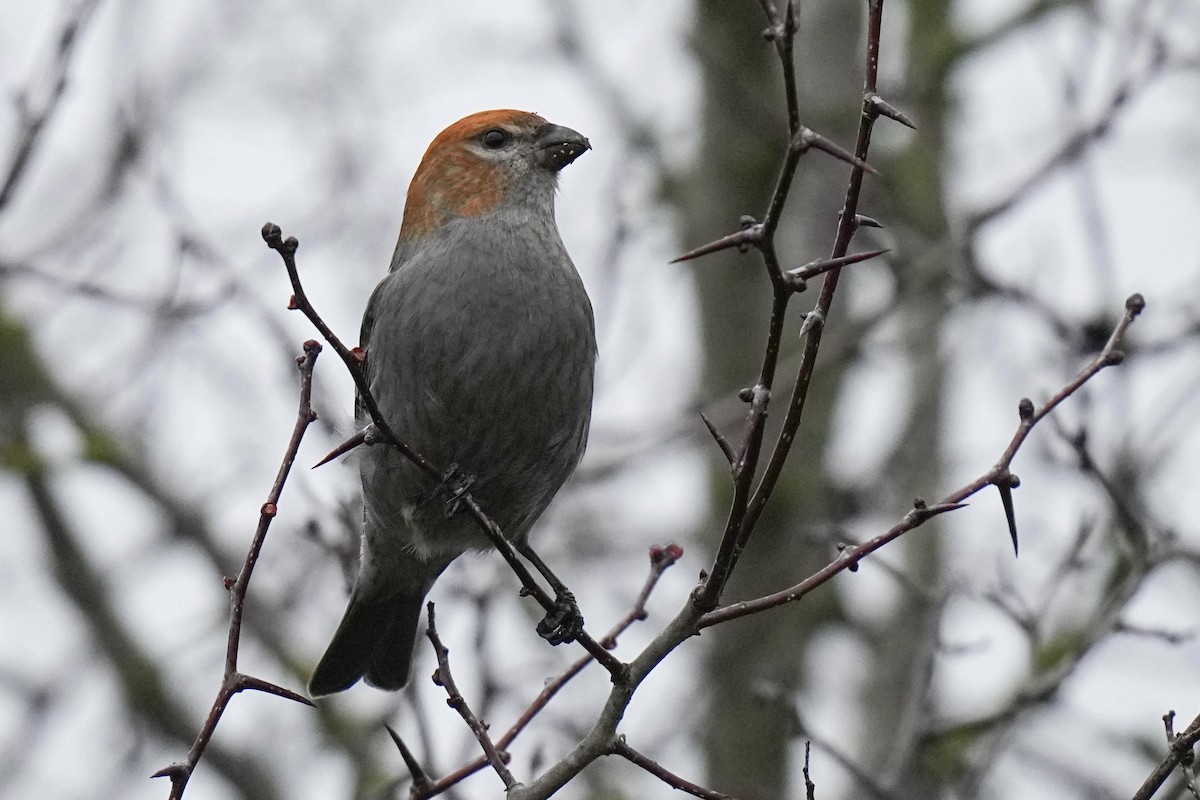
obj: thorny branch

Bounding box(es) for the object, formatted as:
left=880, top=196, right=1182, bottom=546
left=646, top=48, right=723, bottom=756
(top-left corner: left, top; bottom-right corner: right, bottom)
left=499, top=2, right=1146, bottom=797
left=425, top=603, right=516, bottom=790
left=404, top=544, right=682, bottom=798
left=694, top=0, right=887, bottom=611
left=698, top=293, right=1143, bottom=629
left=610, top=737, right=733, bottom=800
left=153, top=342, right=322, bottom=798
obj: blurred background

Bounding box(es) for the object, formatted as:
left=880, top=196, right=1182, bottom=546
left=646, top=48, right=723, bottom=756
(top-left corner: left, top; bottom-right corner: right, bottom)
left=2, top=1, right=1199, bottom=798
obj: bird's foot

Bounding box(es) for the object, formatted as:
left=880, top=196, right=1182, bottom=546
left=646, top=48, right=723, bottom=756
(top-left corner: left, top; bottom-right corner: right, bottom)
left=437, top=463, right=476, bottom=518
left=535, top=588, right=584, bottom=645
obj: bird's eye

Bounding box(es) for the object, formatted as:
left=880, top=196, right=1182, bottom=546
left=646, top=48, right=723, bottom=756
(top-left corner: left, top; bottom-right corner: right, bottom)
left=481, top=129, right=510, bottom=149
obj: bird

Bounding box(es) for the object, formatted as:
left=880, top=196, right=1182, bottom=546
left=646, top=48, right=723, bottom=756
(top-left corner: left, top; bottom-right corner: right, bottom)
left=309, top=110, right=596, bottom=696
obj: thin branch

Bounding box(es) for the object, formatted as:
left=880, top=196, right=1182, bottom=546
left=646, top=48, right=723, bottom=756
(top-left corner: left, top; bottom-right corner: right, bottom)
left=802, top=741, right=817, bottom=800
left=694, top=0, right=901, bottom=613
left=1132, top=710, right=1200, bottom=800
left=698, top=294, right=1142, bottom=628
left=425, top=603, right=516, bottom=790
left=698, top=501, right=964, bottom=629
left=611, top=736, right=735, bottom=800
left=414, top=545, right=681, bottom=798
left=0, top=0, right=103, bottom=211
left=153, top=341, right=321, bottom=798
left=731, top=0, right=892, bottom=574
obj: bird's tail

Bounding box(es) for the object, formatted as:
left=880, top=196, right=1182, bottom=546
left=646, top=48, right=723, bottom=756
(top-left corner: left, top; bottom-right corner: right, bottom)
left=309, top=588, right=426, bottom=697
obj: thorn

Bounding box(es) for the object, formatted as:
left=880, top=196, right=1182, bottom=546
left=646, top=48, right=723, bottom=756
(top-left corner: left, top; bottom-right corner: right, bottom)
left=866, top=93, right=917, bottom=129
left=854, top=214, right=884, bottom=229
left=385, top=725, right=433, bottom=790
left=799, top=308, right=825, bottom=338
left=787, top=249, right=890, bottom=282
left=700, top=411, right=736, bottom=465
left=312, top=429, right=368, bottom=468
left=237, top=674, right=315, bottom=706
left=784, top=0, right=797, bottom=34
left=996, top=480, right=1019, bottom=556
left=794, top=128, right=878, bottom=175
left=151, top=763, right=189, bottom=781
left=671, top=225, right=763, bottom=263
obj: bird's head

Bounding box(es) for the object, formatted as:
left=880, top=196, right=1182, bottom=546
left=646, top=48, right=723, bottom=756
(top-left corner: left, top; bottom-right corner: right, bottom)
left=399, top=109, right=590, bottom=242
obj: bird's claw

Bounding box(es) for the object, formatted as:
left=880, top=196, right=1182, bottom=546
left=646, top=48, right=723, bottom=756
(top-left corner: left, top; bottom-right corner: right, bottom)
left=436, top=463, right=476, bottom=518
left=536, top=589, right=584, bottom=645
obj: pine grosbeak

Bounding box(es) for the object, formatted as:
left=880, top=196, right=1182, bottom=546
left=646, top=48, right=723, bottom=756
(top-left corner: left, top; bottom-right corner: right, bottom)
left=309, top=110, right=596, bottom=696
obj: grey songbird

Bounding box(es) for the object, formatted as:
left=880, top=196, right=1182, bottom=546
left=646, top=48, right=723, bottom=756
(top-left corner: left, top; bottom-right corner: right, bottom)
left=309, top=110, right=596, bottom=696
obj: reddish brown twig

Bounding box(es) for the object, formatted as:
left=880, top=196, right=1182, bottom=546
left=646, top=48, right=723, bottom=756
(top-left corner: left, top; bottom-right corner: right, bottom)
left=152, top=341, right=321, bottom=798
left=611, top=736, right=735, bottom=800
left=413, top=544, right=681, bottom=798
left=425, top=602, right=516, bottom=789
left=699, top=294, right=1143, bottom=629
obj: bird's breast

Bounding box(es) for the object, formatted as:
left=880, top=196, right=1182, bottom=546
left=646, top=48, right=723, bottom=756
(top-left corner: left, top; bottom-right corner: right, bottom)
left=361, top=216, right=596, bottom=541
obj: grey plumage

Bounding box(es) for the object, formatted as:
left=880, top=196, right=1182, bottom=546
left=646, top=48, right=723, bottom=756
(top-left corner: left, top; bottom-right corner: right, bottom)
left=310, top=111, right=595, bottom=696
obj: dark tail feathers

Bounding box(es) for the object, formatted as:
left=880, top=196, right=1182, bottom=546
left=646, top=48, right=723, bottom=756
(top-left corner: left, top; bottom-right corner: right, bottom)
left=309, top=590, right=425, bottom=697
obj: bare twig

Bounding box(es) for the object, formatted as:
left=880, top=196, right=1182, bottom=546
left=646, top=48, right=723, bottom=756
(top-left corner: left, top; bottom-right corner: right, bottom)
left=698, top=294, right=1142, bottom=628
left=725, top=0, right=894, bottom=587
left=152, top=341, right=322, bottom=798
left=802, top=741, right=817, bottom=800
left=414, top=545, right=681, bottom=798
left=0, top=0, right=103, bottom=211
left=611, top=736, right=735, bottom=800
left=693, top=0, right=903, bottom=612
left=425, top=603, right=516, bottom=789
left=1132, top=710, right=1200, bottom=800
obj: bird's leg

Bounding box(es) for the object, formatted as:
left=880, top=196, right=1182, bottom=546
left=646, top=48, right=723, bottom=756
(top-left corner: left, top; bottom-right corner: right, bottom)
left=434, top=463, right=475, bottom=518
left=515, top=540, right=584, bottom=646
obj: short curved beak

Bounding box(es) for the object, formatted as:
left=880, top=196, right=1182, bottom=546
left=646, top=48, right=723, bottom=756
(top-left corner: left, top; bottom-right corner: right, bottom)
left=535, top=123, right=591, bottom=171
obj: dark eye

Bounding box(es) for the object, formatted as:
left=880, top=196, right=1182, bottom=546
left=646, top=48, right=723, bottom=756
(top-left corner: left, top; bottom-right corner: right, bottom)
left=481, top=128, right=510, bottom=149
